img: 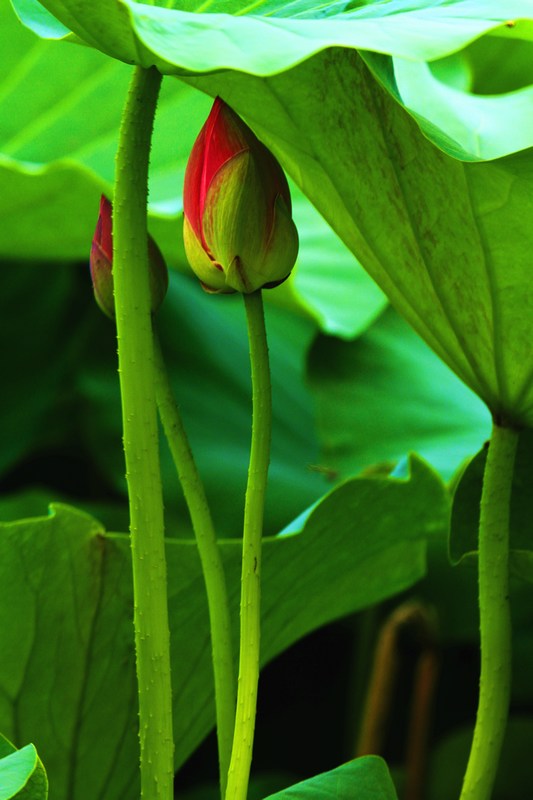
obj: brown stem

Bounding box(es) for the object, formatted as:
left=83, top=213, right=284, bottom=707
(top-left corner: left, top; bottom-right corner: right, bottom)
left=356, top=601, right=439, bottom=800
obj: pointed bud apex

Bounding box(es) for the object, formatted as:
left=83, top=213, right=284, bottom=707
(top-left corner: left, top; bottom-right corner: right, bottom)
left=90, top=195, right=168, bottom=318
left=90, top=196, right=114, bottom=318
left=183, top=97, right=298, bottom=294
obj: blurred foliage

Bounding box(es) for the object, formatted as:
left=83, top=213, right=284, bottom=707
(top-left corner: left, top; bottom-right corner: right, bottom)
left=427, top=717, right=533, bottom=800
left=308, top=308, right=490, bottom=482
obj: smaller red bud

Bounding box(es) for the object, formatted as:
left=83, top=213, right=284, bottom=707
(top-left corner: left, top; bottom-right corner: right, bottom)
left=90, top=195, right=168, bottom=319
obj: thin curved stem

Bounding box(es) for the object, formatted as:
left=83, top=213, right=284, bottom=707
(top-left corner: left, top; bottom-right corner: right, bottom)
left=114, top=65, right=174, bottom=800
left=152, top=328, right=236, bottom=799
left=225, top=290, right=272, bottom=800
left=459, top=422, right=518, bottom=800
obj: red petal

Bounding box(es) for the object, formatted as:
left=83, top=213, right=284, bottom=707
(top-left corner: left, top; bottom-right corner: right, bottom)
left=95, top=195, right=113, bottom=262
left=184, top=98, right=248, bottom=240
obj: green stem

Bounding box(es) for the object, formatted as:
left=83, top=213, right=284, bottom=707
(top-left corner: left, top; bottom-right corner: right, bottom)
left=152, top=328, right=236, bottom=798
left=459, top=421, right=518, bottom=800
left=114, top=66, right=174, bottom=800
left=225, top=290, right=272, bottom=800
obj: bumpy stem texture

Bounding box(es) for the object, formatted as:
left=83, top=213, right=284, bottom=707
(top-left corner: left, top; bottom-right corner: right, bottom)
left=152, top=329, right=236, bottom=798
left=114, top=66, right=174, bottom=799
left=460, top=422, right=518, bottom=800
left=225, top=291, right=272, bottom=800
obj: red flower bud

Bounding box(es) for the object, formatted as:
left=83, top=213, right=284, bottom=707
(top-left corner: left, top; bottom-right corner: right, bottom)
left=183, top=97, right=298, bottom=294
left=90, top=195, right=168, bottom=318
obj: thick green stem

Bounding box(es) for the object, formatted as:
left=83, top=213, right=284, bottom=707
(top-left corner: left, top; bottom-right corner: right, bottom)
left=152, top=329, right=236, bottom=798
left=459, top=422, right=518, bottom=800
left=225, top=290, right=272, bottom=800
left=114, top=66, right=174, bottom=800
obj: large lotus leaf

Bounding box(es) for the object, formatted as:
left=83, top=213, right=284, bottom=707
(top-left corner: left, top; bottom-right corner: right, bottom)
left=389, top=31, right=533, bottom=162
left=2, top=2, right=384, bottom=339
left=307, top=308, right=491, bottom=482
left=183, top=49, right=533, bottom=428
left=11, top=2, right=533, bottom=420
left=12, top=1, right=533, bottom=163
left=0, top=457, right=448, bottom=799
left=9, top=1, right=531, bottom=88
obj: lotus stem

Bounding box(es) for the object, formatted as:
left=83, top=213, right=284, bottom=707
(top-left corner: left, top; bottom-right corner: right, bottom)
left=459, top=421, right=518, bottom=800
left=152, top=328, right=235, bottom=799
left=225, top=290, right=272, bottom=800
left=114, top=65, right=174, bottom=799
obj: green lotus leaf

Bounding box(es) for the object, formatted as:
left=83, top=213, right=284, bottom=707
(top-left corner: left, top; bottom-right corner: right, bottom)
left=8, top=1, right=530, bottom=78
left=0, top=457, right=448, bottom=797
left=0, top=736, right=47, bottom=800
left=264, top=756, right=398, bottom=799
left=10, top=0, right=533, bottom=417
left=184, top=50, right=533, bottom=427
left=307, top=308, right=491, bottom=482
left=11, top=0, right=533, bottom=162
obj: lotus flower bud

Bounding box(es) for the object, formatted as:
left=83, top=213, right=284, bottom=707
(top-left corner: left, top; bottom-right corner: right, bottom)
left=90, top=195, right=168, bottom=318
left=183, top=97, right=299, bottom=294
